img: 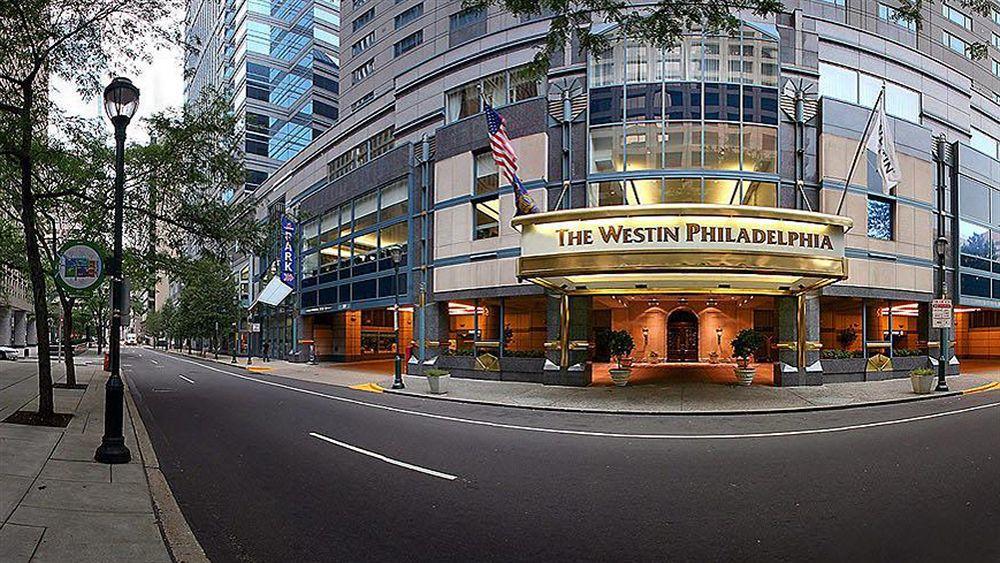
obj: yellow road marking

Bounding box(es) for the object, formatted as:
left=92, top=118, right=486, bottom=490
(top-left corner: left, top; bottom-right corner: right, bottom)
left=246, top=366, right=272, bottom=373
left=350, top=383, right=384, bottom=393
left=962, top=381, right=1000, bottom=395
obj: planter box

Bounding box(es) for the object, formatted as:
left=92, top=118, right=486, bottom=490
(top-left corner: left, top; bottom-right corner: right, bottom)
left=430, top=355, right=548, bottom=383
left=819, top=358, right=867, bottom=383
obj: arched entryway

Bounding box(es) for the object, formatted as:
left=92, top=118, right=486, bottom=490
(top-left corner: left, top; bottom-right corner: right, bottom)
left=667, top=309, right=699, bottom=362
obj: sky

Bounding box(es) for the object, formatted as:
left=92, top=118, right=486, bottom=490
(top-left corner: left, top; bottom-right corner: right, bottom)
left=48, top=18, right=185, bottom=144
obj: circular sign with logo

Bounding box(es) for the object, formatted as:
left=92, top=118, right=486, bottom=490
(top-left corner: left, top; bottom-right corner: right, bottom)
left=55, top=241, right=106, bottom=294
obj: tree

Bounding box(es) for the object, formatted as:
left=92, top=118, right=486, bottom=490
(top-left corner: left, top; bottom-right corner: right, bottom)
left=173, top=257, right=240, bottom=355
left=1, top=0, right=173, bottom=420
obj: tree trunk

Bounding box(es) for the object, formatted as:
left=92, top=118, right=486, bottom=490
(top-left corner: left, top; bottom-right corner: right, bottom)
left=17, top=82, right=54, bottom=417
left=59, top=293, right=77, bottom=387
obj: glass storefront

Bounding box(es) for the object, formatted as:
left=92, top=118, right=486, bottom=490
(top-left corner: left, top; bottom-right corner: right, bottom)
left=586, top=25, right=780, bottom=208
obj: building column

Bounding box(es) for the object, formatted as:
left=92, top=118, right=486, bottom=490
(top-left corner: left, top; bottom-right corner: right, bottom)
left=26, top=316, right=37, bottom=346
left=774, top=293, right=822, bottom=386
left=13, top=310, right=27, bottom=347
left=543, top=293, right=592, bottom=386
left=0, top=307, right=11, bottom=346
left=414, top=300, right=449, bottom=374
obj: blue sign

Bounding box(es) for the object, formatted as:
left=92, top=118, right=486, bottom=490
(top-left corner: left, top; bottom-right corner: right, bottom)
left=279, top=216, right=296, bottom=288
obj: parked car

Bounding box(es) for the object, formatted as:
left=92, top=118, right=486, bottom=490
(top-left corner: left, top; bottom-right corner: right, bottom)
left=0, top=346, right=20, bottom=360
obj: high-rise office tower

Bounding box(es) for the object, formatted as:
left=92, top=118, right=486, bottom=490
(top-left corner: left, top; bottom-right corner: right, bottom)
left=184, top=0, right=341, bottom=196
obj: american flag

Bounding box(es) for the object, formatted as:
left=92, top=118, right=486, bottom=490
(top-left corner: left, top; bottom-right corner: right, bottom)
left=484, top=103, right=537, bottom=215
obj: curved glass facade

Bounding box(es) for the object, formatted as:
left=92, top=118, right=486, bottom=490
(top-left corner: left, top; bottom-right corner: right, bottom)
left=587, top=26, right=780, bottom=207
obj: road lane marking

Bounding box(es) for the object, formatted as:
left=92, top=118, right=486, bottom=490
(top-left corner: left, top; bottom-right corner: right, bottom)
left=162, top=352, right=1000, bottom=440
left=309, top=432, right=457, bottom=481
left=150, top=359, right=159, bottom=365
left=178, top=375, right=195, bottom=385
left=962, top=381, right=1000, bottom=394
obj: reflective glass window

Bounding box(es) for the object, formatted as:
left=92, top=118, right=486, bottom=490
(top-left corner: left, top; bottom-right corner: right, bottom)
left=587, top=181, right=626, bottom=206
left=704, top=83, right=740, bottom=121
left=624, top=179, right=663, bottom=205
left=625, top=122, right=663, bottom=171
left=625, top=83, right=662, bottom=121
left=665, top=83, right=701, bottom=120
left=664, top=121, right=699, bottom=169
left=380, top=179, right=409, bottom=221
left=743, top=125, right=777, bottom=173
left=589, top=125, right=624, bottom=173
left=663, top=178, right=701, bottom=204
left=353, top=192, right=378, bottom=232
left=703, top=179, right=740, bottom=205
left=475, top=151, right=499, bottom=194
left=473, top=197, right=500, bottom=239
left=867, top=196, right=894, bottom=240
left=703, top=122, right=741, bottom=171
left=960, top=221, right=991, bottom=258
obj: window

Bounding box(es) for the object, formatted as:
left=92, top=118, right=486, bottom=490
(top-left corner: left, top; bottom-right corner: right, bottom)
left=352, top=58, right=375, bottom=84
left=992, top=33, right=1000, bottom=50
left=818, top=62, right=921, bottom=122
left=993, top=59, right=1000, bottom=78
left=394, top=3, right=423, bottom=29
left=970, top=128, right=1000, bottom=160
left=445, top=66, right=543, bottom=121
left=353, top=0, right=370, bottom=8
left=816, top=0, right=845, bottom=4
left=942, top=5, right=972, bottom=30
left=473, top=197, right=500, bottom=239
left=352, top=31, right=376, bottom=56
left=474, top=152, right=499, bottom=194
left=867, top=196, right=894, bottom=240
left=351, top=91, right=376, bottom=112
left=352, top=8, right=375, bottom=32
left=327, top=127, right=395, bottom=181
left=449, top=7, right=485, bottom=30
left=878, top=3, right=916, bottom=31
left=394, top=30, right=423, bottom=56
left=942, top=31, right=971, bottom=58
left=380, top=179, right=409, bottom=221
left=589, top=124, right=624, bottom=173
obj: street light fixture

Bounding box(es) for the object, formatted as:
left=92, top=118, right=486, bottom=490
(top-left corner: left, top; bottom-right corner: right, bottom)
left=95, top=77, right=139, bottom=465
left=934, top=236, right=949, bottom=392
left=387, top=244, right=405, bottom=389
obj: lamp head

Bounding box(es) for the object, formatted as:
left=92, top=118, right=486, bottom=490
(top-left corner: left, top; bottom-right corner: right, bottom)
left=387, top=244, right=403, bottom=264
left=934, top=236, right=948, bottom=258
left=103, top=77, right=140, bottom=123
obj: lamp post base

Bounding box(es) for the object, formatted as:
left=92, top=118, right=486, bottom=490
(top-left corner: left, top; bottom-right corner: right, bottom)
left=935, top=380, right=949, bottom=392
left=95, top=440, right=131, bottom=464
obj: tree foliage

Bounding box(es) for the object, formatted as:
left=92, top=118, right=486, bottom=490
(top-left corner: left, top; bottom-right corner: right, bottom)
left=172, top=257, right=240, bottom=344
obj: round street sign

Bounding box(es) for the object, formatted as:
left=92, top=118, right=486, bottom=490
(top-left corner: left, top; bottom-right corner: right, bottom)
left=55, top=241, right=106, bottom=295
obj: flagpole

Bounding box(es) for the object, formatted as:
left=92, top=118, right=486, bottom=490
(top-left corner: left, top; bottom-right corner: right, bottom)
left=835, top=86, right=885, bottom=216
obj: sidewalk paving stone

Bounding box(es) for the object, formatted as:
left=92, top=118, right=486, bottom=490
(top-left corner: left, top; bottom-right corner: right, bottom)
left=0, top=359, right=171, bottom=563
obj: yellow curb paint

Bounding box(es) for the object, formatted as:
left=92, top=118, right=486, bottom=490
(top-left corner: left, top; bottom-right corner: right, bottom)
left=350, top=383, right=384, bottom=394
left=962, top=381, right=1000, bottom=395
left=246, top=366, right=273, bottom=373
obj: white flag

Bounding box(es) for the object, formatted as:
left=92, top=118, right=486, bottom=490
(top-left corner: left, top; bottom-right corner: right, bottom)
left=864, top=89, right=902, bottom=194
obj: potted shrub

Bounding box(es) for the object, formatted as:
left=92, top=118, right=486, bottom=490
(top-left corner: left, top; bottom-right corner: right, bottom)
left=730, top=329, right=765, bottom=386
left=424, top=368, right=451, bottom=394
left=910, top=367, right=936, bottom=394
left=607, top=330, right=635, bottom=387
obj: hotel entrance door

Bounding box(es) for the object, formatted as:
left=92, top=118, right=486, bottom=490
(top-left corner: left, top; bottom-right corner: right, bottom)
left=667, top=309, right=699, bottom=362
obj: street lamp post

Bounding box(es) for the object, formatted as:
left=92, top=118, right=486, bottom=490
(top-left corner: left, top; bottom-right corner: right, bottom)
left=935, top=236, right=949, bottom=392
left=388, top=245, right=404, bottom=389
left=231, top=322, right=238, bottom=363
left=95, top=78, right=139, bottom=465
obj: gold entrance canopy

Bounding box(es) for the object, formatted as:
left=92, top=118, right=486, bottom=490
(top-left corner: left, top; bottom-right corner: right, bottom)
left=512, top=204, right=853, bottom=296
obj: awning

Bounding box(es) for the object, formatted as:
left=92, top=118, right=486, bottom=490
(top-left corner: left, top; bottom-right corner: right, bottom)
left=512, top=204, right=852, bottom=296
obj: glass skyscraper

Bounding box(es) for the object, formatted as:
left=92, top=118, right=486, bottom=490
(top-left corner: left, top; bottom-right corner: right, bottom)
left=184, top=0, right=340, bottom=196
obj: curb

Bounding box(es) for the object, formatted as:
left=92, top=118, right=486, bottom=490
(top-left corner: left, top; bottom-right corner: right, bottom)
left=123, top=374, right=209, bottom=563
left=382, top=385, right=970, bottom=416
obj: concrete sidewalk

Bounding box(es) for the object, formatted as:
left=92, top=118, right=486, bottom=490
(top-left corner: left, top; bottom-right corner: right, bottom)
left=382, top=372, right=1000, bottom=414
left=0, top=358, right=171, bottom=562
left=157, top=347, right=1000, bottom=414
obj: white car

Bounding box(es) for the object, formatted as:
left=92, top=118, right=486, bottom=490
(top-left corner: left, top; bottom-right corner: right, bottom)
left=0, top=346, right=20, bottom=360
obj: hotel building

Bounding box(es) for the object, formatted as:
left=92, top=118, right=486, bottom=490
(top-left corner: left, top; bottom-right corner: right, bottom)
left=240, top=0, right=1000, bottom=386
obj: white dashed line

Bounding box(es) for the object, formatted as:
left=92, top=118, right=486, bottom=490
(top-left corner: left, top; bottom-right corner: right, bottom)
left=309, top=432, right=457, bottom=481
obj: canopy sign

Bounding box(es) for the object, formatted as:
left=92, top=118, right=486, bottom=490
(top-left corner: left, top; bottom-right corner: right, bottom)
left=512, top=204, right=852, bottom=295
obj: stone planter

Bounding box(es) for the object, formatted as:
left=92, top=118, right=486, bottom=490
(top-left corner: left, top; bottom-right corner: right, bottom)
left=734, top=367, right=756, bottom=386
left=426, top=374, right=450, bottom=394
left=609, top=368, right=631, bottom=387
left=910, top=372, right=935, bottom=394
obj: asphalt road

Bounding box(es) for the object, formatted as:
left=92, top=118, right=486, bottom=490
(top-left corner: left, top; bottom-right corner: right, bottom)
left=124, top=348, right=1000, bottom=562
